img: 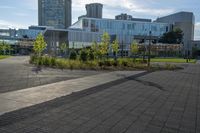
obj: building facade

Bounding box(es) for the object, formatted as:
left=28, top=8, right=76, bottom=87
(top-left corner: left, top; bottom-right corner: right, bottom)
left=44, top=17, right=171, bottom=56
left=156, top=12, right=195, bottom=55
left=0, top=26, right=46, bottom=55
left=38, top=0, right=72, bottom=29
left=42, top=8, right=195, bottom=57
left=86, top=3, right=103, bottom=19
left=64, top=17, right=171, bottom=56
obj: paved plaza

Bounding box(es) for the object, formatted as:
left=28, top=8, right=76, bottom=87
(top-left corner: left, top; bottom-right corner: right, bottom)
left=0, top=57, right=200, bottom=133
left=0, top=56, right=103, bottom=93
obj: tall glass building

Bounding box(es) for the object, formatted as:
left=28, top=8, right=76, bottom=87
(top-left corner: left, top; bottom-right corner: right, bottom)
left=38, top=0, right=72, bottom=29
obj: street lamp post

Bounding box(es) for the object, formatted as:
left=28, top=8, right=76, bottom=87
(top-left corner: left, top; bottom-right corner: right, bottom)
left=121, top=40, right=124, bottom=58
left=148, top=31, right=152, bottom=68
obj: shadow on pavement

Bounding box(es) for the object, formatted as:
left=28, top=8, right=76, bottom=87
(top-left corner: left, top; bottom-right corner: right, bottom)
left=0, top=71, right=150, bottom=127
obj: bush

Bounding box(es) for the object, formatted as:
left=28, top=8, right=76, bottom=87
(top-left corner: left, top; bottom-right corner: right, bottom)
left=37, top=56, right=43, bottom=66
left=69, top=60, right=82, bottom=70
left=56, top=59, right=69, bottom=69
left=88, top=50, right=95, bottom=61
left=43, top=56, right=51, bottom=66
left=29, top=55, right=181, bottom=71
left=86, top=61, right=99, bottom=70
left=30, top=55, right=38, bottom=64
left=105, top=60, right=115, bottom=66
left=50, top=57, right=56, bottom=67
left=69, top=50, right=77, bottom=60
left=117, top=59, right=128, bottom=67
left=164, top=63, right=176, bottom=70
left=80, top=49, right=88, bottom=62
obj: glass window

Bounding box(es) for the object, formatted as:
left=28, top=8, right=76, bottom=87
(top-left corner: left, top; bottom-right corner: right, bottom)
left=83, top=19, right=89, bottom=28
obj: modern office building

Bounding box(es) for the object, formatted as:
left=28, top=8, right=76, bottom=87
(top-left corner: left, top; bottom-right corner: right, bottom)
left=0, top=26, right=46, bottom=54
left=38, top=0, right=72, bottom=29
left=68, top=17, right=170, bottom=47
left=44, top=16, right=171, bottom=56
left=86, top=3, right=103, bottom=19
left=115, top=13, right=151, bottom=22
left=40, top=2, right=195, bottom=57
left=156, top=12, right=195, bottom=55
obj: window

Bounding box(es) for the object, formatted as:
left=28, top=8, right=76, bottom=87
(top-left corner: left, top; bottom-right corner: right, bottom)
left=83, top=19, right=89, bottom=28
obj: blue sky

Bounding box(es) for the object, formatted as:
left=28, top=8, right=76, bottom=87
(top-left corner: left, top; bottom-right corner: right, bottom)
left=0, top=0, right=200, bottom=40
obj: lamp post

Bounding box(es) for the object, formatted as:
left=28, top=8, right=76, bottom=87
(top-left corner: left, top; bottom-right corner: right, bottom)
left=121, top=40, right=124, bottom=58
left=148, top=31, right=152, bottom=68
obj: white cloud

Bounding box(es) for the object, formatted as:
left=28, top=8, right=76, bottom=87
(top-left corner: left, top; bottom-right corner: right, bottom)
left=0, top=20, right=27, bottom=29
left=72, top=0, right=174, bottom=16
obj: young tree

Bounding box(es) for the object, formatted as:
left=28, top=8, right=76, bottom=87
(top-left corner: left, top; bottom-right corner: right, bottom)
left=100, top=32, right=110, bottom=59
left=0, top=43, right=2, bottom=55
left=33, top=33, right=47, bottom=57
left=111, top=39, right=119, bottom=60
left=91, top=41, right=99, bottom=59
left=159, top=28, right=183, bottom=44
left=1, top=42, right=8, bottom=55
left=131, top=41, right=139, bottom=62
left=59, top=42, right=68, bottom=57
left=6, top=45, right=13, bottom=55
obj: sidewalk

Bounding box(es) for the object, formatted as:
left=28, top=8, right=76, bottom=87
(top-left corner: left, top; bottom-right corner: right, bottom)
left=0, top=71, right=144, bottom=115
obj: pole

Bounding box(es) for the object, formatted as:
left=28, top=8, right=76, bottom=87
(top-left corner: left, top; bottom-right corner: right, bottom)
left=186, top=42, right=189, bottom=63
left=122, top=40, right=124, bottom=58
left=148, top=31, right=152, bottom=68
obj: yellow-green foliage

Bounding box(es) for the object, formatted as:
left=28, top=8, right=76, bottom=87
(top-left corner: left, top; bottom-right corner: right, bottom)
left=112, top=39, right=119, bottom=55
left=30, top=56, right=182, bottom=71
left=33, top=33, right=47, bottom=56
left=0, top=41, right=13, bottom=55
left=100, top=32, right=110, bottom=56
left=91, top=41, right=99, bottom=59
left=131, top=41, right=139, bottom=55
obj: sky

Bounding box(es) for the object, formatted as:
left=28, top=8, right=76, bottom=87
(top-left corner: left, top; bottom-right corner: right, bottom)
left=0, top=0, right=200, bottom=40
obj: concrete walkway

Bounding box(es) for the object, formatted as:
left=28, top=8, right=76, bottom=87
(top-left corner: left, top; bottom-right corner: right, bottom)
left=0, top=70, right=144, bottom=115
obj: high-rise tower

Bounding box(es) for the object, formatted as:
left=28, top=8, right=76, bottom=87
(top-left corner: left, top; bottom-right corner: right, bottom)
left=38, top=0, right=72, bottom=29
left=86, top=3, right=103, bottom=19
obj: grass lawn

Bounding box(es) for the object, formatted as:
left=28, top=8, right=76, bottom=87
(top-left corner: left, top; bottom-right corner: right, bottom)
left=0, top=55, right=11, bottom=60
left=150, top=58, right=196, bottom=63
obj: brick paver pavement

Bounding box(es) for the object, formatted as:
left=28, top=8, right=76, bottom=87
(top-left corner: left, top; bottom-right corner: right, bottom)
left=0, top=63, right=200, bottom=133
left=0, top=56, right=103, bottom=93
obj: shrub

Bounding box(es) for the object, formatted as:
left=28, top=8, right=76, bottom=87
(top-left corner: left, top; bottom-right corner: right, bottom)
left=86, top=61, right=99, bottom=70
left=80, top=49, right=88, bottom=62
left=88, top=50, right=95, bottom=61
left=164, top=63, right=176, bottom=70
left=43, top=56, right=51, bottom=66
left=104, top=60, right=115, bottom=66
left=30, top=55, right=38, bottom=64
left=37, top=56, right=43, bottom=66
left=69, top=60, right=82, bottom=70
left=69, top=50, right=77, bottom=60
left=117, top=59, right=128, bottom=67
left=56, top=59, right=68, bottom=69
left=50, top=57, right=56, bottom=67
